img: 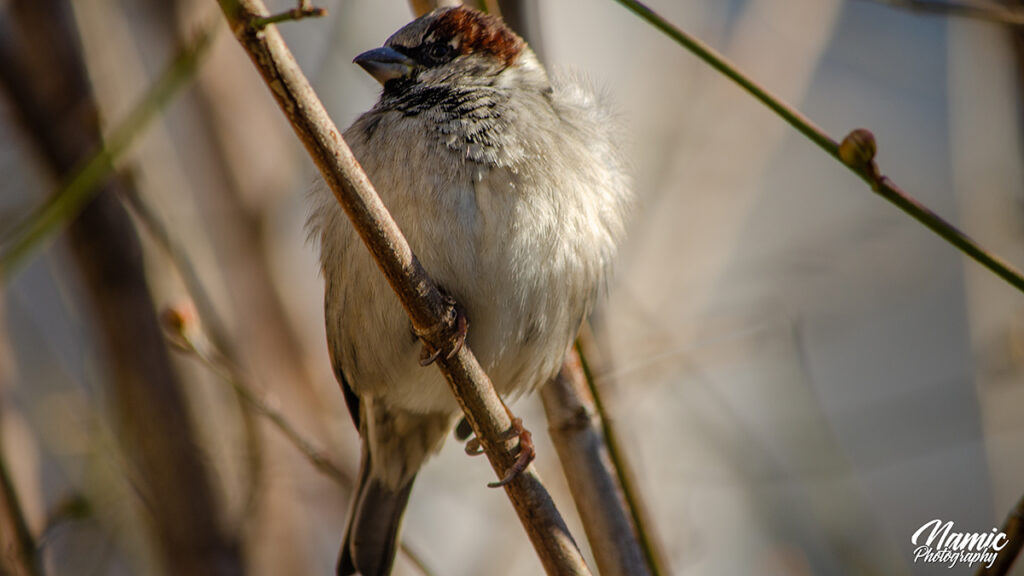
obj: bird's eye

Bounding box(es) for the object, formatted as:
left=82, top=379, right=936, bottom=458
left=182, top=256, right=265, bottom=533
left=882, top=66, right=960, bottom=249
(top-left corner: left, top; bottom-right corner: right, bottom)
left=427, top=43, right=452, bottom=61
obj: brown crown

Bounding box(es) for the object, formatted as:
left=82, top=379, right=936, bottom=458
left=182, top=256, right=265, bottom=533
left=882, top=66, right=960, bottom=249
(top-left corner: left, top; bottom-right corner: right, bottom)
left=428, top=7, right=525, bottom=67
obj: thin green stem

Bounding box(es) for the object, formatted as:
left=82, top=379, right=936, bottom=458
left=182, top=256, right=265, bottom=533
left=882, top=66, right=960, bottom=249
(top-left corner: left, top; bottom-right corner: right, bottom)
left=872, top=175, right=1024, bottom=292
left=574, top=336, right=670, bottom=576
left=0, top=22, right=214, bottom=281
left=613, top=0, right=838, bottom=157
left=613, top=0, right=1024, bottom=295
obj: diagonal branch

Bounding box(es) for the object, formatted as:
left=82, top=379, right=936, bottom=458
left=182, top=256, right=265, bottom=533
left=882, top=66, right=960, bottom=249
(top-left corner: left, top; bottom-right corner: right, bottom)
left=613, top=0, right=1024, bottom=296
left=212, top=1, right=591, bottom=574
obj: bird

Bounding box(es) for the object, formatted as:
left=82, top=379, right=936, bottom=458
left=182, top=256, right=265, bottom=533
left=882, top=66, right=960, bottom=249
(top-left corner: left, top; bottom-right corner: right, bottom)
left=307, top=6, right=631, bottom=575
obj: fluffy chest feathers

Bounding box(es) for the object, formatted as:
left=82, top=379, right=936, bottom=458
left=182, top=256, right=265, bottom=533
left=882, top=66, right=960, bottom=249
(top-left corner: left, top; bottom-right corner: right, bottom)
left=310, top=77, right=629, bottom=414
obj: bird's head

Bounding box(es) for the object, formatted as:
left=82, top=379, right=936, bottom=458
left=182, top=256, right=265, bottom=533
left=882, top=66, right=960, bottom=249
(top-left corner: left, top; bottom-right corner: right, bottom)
left=354, top=6, right=547, bottom=95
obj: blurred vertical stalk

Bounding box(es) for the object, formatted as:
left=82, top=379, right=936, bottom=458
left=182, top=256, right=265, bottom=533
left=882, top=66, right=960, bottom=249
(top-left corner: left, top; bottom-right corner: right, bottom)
left=1001, top=6, right=1024, bottom=575
left=0, top=451, right=39, bottom=576
left=1014, top=0, right=1024, bottom=129
left=0, top=1, right=242, bottom=574
left=0, top=286, right=40, bottom=576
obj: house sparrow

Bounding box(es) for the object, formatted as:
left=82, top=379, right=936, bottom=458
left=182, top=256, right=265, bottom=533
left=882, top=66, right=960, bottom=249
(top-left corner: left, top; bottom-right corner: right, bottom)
left=308, top=6, right=631, bottom=575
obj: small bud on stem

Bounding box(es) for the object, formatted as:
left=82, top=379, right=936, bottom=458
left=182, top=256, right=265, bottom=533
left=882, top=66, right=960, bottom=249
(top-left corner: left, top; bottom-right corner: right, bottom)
left=839, top=128, right=877, bottom=171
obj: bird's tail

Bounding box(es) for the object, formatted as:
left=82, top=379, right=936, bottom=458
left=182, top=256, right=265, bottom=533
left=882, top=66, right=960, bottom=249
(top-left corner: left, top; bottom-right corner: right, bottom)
left=337, top=436, right=416, bottom=576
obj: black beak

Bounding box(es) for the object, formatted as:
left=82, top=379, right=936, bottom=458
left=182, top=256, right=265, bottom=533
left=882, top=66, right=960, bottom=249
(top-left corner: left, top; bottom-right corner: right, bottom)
left=354, top=46, right=415, bottom=85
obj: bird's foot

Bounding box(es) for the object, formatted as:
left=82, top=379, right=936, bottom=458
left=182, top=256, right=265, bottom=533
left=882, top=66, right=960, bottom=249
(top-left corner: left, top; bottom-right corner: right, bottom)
left=417, top=292, right=468, bottom=367
left=464, top=435, right=485, bottom=456
left=488, top=417, right=535, bottom=488
left=459, top=416, right=535, bottom=487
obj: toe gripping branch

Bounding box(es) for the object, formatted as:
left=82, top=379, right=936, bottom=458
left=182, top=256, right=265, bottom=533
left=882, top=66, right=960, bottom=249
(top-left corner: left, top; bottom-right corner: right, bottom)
left=419, top=293, right=535, bottom=487
left=463, top=416, right=536, bottom=489
left=416, top=292, right=468, bottom=367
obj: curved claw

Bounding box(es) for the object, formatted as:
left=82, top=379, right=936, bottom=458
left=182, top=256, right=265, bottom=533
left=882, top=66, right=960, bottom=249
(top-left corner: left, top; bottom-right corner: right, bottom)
left=417, top=295, right=468, bottom=366
left=419, top=345, right=443, bottom=367
left=487, top=418, right=535, bottom=488
left=445, top=311, right=468, bottom=360
left=464, top=437, right=484, bottom=456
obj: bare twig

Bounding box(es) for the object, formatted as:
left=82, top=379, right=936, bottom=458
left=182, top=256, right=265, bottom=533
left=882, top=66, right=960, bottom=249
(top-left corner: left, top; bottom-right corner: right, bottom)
left=976, top=493, right=1024, bottom=575
left=162, top=304, right=354, bottom=488
left=250, top=1, right=326, bottom=30
left=213, top=1, right=590, bottom=573
left=613, top=0, right=1024, bottom=296
left=860, top=0, right=1024, bottom=27
left=122, top=181, right=267, bottom=523
left=540, top=349, right=651, bottom=576
left=161, top=305, right=435, bottom=576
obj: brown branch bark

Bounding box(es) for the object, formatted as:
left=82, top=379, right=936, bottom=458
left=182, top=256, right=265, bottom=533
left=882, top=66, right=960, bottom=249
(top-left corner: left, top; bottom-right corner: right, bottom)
left=212, top=1, right=590, bottom=574
left=0, top=2, right=242, bottom=575
left=541, top=349, right=651, bottom=576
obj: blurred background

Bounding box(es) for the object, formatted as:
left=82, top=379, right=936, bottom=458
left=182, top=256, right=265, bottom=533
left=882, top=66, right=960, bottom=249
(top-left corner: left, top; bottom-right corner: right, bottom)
left=1, top=0, right=1023, bottom=574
